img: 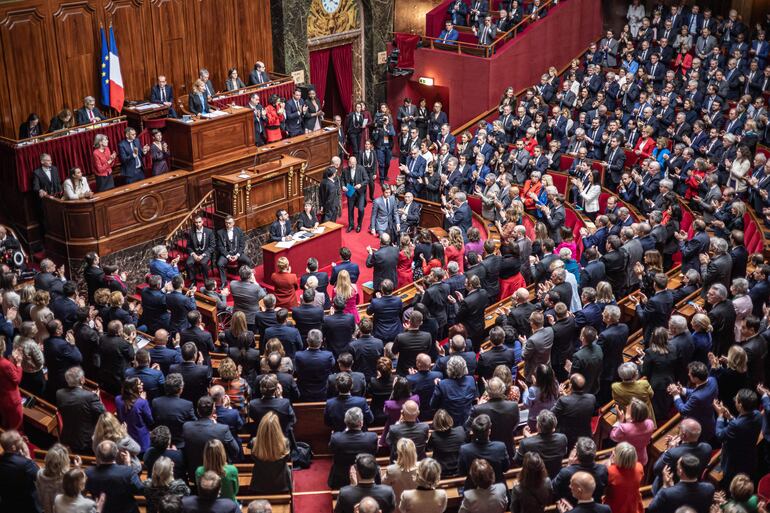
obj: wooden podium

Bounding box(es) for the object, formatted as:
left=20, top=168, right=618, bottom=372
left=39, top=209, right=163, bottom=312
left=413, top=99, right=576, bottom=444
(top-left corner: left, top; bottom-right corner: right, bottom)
left=211, top=155, right=307, bottom=232
left=164, top=106, right=255, bottom=170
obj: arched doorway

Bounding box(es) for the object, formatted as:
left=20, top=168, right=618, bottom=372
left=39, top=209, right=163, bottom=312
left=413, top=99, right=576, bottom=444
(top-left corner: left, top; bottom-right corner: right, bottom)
left=309, top=44, right=354, bottom=120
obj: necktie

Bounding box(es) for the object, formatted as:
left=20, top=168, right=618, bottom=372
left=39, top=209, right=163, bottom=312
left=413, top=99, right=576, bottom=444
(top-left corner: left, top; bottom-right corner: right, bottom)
left=160, top=88, right=165, bottom=102
left=482, top=27, right=488, bottom=43
left=88, top=109, right=94, bottom=121
left=651, top=64, right=657, bottom=76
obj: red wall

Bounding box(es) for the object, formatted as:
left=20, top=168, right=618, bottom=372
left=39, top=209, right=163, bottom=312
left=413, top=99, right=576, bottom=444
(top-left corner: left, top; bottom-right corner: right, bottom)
left=388, top=0, right=603, bottom=129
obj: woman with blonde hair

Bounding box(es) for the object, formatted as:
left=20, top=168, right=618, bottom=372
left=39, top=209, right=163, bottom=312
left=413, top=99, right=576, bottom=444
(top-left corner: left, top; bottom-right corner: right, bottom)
left=212, top=357, right=250, bottom=414
left=691, top=313, right=713, bottom=365
left=399, top=458, right=447, bottom=513
left=14, top=321, right=45, bottom=395
left=730, top=278, right=753, bottom=342
left=36, top=443, right=74, bottom=513
left=259, top=338, right=293, bottom=374
left=18, top=284, right=37, bottom=322
left=333, top=269, right=360, bottom=322
left=304, top=275, right=326, bottom=308
left=603, top=442, right=644, bottom=513
left=609, top=398, right=655, bottom=465
left=143, top=456, right=190, bottom=513
left=444, top=227, right=465, bottom=273
left=91, top=412, right=142, bottom=473
left=271, top=256, right=299, bottom=309
left=595, top=281, right=616, bottom=308
left=709, top=345, right=749, bottom=416
left=249, top=411, right=292, bottom=493
left=195, top=438, right=239, bottom=501
left=397, top=234, right=414, bottom=288
left=31, top=289, right=54, bottom=343
left=384, top=438, right=419, bottom=512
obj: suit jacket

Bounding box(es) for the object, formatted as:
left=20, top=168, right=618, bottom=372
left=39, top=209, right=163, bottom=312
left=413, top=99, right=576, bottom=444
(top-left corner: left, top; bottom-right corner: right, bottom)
left=50, top=295, right=79, bottom=332
left=151, top=395, right=196, bottom=447
left=477, top=345, right=516, bottom=380
left=651, top=441, right=712, bottom=492
left=366, top=295, right=404, bottom=343
left=169, top=361, right=210, bottom=406
left=597, top=323, right=629, bottom=383
left=44, top=335, right=83, bottom=391
left=76, top=106, right=105, bottom=125
left=397, top=200, right=422, bottom=229
left=248, top=396, right=296, bottom=435
left=179, top=326, right=216, bottom=366
left=324, top=395, right=373, bottom=432
left=166, top=290, right=195, bottom=333
left=85, top=463, right=144, bottom=513
left=98, top=334, right=135, bottom=395
left=216, top=227, right=246, bottom=257
left=118, top=138, right=145, bottom=180
left=387, top=421, right=430, bottom=460
left=229, top=279, right=267, bottom=325
left=702, top=253, right=733, bottom=297
left=335, top=482, right=396, bottom=513
left=552, top=392, right=597, bottom=449
left=56, top=386, right=105, bottom=453
left=150, top=84, right=173, bottom=104
left=513, top=432, right=568, bottom=478
left=323, top=312, right=356, bottom=357
left=448, top=202, right=473, bottom=237
left=709, top=299, right=737, bottom=356
left=188, top=92, right=211, bottom=115
left=674, top=377, right=719, bottom=443
left=182, top=418, right=240, bottom=476
left=291, top=303, right=325, bottom=342
left=455, top=289, right=491, bottom=347
left=181, top=496, right=239, bottom=513
left=328, top=430, right=379, bottom=489
left=140, top=287, right=170, bottom=333
left=571, top=343, right=604, bottom=395
left=0, top=452, right=42, bottom=513
left=553, top=462, right=608, bottom=503
left=646, top=480, right=715, bottom=513
left=459, top=440, right=510, bottom=486
left=716, top=411, right=763, bottom=480
left=366, top=245, right=399, bottom=292
left=269, top=220, right=294, bottom=242
left=248, top=69, right=271, bottom=85
left=636, top=290, right=674, bottom=343
left=466, top=399, right=520, bottom=457
left=186, top=228, right=215, bottom=258
left=295, top=348, right=336, bottom=401
left=522, top=327, right=554, bottom=379
left=331, top=260, right=360, bottom=285
left=284, top=98, right=305, bottom=135
left=371, top=195, right=399, bottom=233
left=31, top=166, right=62, bottom=195
left=392, top=330, right=433, bottom=376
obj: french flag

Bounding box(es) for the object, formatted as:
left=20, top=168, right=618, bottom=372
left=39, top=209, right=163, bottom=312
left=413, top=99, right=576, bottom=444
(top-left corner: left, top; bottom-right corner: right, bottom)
left=107, top=25, right=124, bottom=113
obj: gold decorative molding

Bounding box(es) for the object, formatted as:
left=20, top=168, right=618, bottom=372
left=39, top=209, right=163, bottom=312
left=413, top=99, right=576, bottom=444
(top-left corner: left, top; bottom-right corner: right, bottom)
left=307, top=0, right=359, bottom=39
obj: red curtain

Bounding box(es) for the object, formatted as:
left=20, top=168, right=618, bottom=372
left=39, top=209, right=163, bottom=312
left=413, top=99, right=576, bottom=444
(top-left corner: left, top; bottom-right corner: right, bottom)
left=309, top=48, right=331, bottom=107
left=395, top=34, right=420, bottom=68
left=330, top=44, right=353, bottom=113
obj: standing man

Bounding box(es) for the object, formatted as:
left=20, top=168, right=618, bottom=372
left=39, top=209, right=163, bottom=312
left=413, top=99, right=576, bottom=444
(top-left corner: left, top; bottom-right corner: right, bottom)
left=216, top=215, right=253, bottom=287
left=372, top=106, right=395, bottom=183
left=343, top=155, right=368, bottom=233
left=320, top=158, right=342, bottom=223
left=118, top=127, right=149, bottom=184
left=247, top=93, right=266, bottom=146
left=185, top=214, right=214, bottom=285
left=284, top=89, right=306, bottom=137
left=366, top=233, right=399, bottom=292
left=31, top=153, right=62, bottom=199
left=370, top=186, right=399, bottom=237
left=346, top=102, right=365, bottom=157
left=443, top=192, right=473, bottom=239
left=360, top=140, right=378, bottom=201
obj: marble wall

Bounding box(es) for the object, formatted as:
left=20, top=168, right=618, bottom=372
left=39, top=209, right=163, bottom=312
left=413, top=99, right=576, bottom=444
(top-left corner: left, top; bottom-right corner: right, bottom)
left=271, top=0, right=394, bottom=109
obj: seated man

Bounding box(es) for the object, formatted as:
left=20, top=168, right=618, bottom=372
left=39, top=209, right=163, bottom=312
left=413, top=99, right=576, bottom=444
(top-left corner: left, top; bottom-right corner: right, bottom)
left=437, top=20, right=459, bottom=45
left=76, top=95, right=106, bottom=125
left=249, top=61, right=271, bottom=85
left=269, top=209, right=294, bottom=242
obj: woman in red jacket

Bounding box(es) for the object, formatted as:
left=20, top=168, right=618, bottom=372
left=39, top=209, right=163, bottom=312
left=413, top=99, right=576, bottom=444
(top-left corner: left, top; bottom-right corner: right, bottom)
left=265, top=94, right=286, bottom=143
left=633, top=125, right=656, bottom=158
left=0, top=337, right=23, bottom=430
left=271, top=256, right=299, bottom=309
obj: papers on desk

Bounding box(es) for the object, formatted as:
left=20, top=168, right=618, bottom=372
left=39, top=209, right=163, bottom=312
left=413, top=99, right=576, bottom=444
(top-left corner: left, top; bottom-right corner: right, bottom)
left=201, top=110, right=228, bottom=119
left=133, top=103, right=163, bottom=111
left=136, top=336, right=151, bottom=350
left=229, top=105, right=246, bottom=110
left=276, top=240, right=296, bottom=248
left=313, top=226, right=326, bottom=234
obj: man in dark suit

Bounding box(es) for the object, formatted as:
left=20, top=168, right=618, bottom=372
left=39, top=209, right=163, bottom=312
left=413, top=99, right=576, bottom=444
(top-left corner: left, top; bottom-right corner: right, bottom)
left=323, top=296, right=356, bottom=357
left=670, top=361, right=719, bottom=444
left=596, top=305, right=628, bottom=401
left=396, top=192, right=421, bottom=234
left=149, top=75, right=176, bottom=117
left=651, top=418, right=712, bottom=492
left=179, top=310, right=216, bottom=366
left=264, top=308, right=303, bottom=358
left=476, top=326, right=516, bottom=380
left=181, top=471, right=239, bottom=513
left=229, top=266, right=266, bottom=333
left=248, top=374, right=296, bottom=437
left=75, top=95, right=105, bottom=125
left=366, top=279, right=403, bottom=343
left=44, top=320, right=82, bottom=398
left=169, top=342, right=210, bottom=406
left=458, top=413, right=510, bottom=487
left=31, top=153, right=62, bottom=198
left=292, top=288, right=325, bottom=343
left=513, top=410, right=568, bottom=478
left=701, top=238, right=733, bottom=298
left=552, top=437, right=609, bottom=503
left=343, top=155, right=368, bottom=232
left=444, top=191, right=473, bottom=239
left=328, top=408, right=379, bottom=490
left=715, top=388, right=763, bottom=487
left=117, top=127, right=148, bottom=184
left=295, top=329, right=336, bottom=401
left=366, top=233, right=399, bottom=292
left=646, top=454, right=715, bottom=513
left=452, top=275, right=490, bottom=352
left=320, top=161, right=342, bottom=222
left=334, top=454, right=395, bottom=511
left=269, top=209, right=294, bottom=242
left=86, top=440, right=144, bottom=513
left=386, top=400, right=430, bottom=461
left=465, top=378, right=519, bottom=458
left=98, top=320, right=135, bottom=396
left=349, top=318, right=385, bottom=382
left=556, top=472, right=610, bottom=513
left=140, top=275, right=170, bottom=333
left=125, top=349, right=165, bottom=401
left=406, top=353, right=442, bottom=421
left=185, top=214, right=214, bottom=284
left=346, top=102, right=365, bottom=156
left=676, top=219, right=710, bottom=274
left=182, top=396, right=240, bottom=476
left=327, top=352, right=367, bottom=397
left=392, top=310, right=432, bottom=376
left=326, top=251, right=358, bottom=289
left=706, top=283, right=737, bottom=356
left=300, top=257, right=330, bottom=307
left=0, top=430, right=44, bottom=513
left=254, top=295, right=279, bottom=351
left=151, top=372, right=196, bottom=448
left=324, top=373, right=373, bottom=432
left=57, top=366, right=106, bottom=453
left=552, top=374, right=597, bottom=450
left=254, top=351, right=300, bottom=403
left=632, top=273, right=674, bottom=344
left=166, top=275, right=196, bottom=335
left=248, top=61, right=271, bottom=85
left=216, top=215, right=252, bottom=287
left=50, top=281, right=80, bottom=332
left=579, top=248, right=606, bottom=290
left=284, top=89, right=305, bottom=137
left=400, top=146, right=426, bottom=196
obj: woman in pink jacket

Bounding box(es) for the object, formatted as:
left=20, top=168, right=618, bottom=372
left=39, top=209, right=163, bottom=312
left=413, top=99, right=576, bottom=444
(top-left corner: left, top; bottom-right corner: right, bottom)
left=609, top=398, right=655, bottom=466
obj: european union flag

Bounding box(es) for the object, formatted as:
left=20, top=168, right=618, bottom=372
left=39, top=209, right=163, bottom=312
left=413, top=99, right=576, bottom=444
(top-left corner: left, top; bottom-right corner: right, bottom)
left=100, top=26, right=110, bottom=108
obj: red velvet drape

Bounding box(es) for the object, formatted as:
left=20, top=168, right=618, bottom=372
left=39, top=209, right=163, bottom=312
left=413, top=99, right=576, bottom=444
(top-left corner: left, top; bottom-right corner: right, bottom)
left=395, top=34, right=420, bottom=68
left=330, top=44, right=353, bottom=113
left=309, top=48, right=331, bottom=105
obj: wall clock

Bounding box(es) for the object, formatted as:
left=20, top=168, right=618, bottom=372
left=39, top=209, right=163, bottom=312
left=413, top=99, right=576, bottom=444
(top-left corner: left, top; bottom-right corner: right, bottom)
left=322, top=0, right=341, bottom=13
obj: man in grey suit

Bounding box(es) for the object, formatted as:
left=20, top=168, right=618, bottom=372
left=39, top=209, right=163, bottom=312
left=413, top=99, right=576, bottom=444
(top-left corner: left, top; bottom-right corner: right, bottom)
left=370, top=186, right=399, bottom=237
left=598, top=29, right=619, bottom=67
left=366, top=233, right=399, bottom=292
left=620, top=226, right=643, bottom=296
left=521, top=310, right=554, bottom=381
left=229, top=265, right=266, bottom=331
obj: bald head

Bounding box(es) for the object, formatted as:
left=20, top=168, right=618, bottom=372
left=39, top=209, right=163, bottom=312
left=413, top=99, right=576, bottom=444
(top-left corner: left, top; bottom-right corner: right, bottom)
left=402, top=400, right=420, bottom=421
left=679, top=418, right=702, bottom=442
left=514, top=288, right=530, bottom=303
left=416, top=353, right=431, bottom=371
left=570, top=471, right=596, bottom=500
left=357, top=497, right=381, bottom=513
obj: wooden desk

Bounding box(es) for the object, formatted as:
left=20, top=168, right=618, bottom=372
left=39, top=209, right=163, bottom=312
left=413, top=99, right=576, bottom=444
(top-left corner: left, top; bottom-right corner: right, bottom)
left=123, top=103, right=170, bottom=132
left=262, top=222, right=344, bottom=285
left=164, top=107, right=255, bottom=170
left=254, top=126, right=338, bottom=181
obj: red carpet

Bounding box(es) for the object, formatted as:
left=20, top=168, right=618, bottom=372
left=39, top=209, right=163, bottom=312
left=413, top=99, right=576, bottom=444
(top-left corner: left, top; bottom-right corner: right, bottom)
left=293, top=458, right=333, bottom=513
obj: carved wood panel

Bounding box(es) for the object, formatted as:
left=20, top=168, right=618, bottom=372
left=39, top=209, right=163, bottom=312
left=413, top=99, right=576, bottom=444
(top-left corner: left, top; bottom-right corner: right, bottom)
left=52, top=1, right=99, bottom=111
left=106, top=0, right=151, bottom=99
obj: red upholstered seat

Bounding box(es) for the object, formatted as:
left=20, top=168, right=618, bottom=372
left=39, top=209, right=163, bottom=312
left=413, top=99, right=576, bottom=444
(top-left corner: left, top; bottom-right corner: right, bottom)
left=467, top=195, right=483, bottom=215
left=559, top=154, right=574, bottom=171
left=624, top=148, right=640, bottom=169
left=759, top=473, right=770, bottom=501
left=550, top=173, right=569, bottom=196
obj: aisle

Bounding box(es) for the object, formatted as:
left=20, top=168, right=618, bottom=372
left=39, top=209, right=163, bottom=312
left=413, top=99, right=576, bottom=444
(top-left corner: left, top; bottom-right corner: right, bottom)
left=292, top=458, right=333, bottom=513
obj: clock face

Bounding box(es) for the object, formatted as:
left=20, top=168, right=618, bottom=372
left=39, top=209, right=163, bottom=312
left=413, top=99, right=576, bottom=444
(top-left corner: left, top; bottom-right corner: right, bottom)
left=322, top=0, right=341, bottom=13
